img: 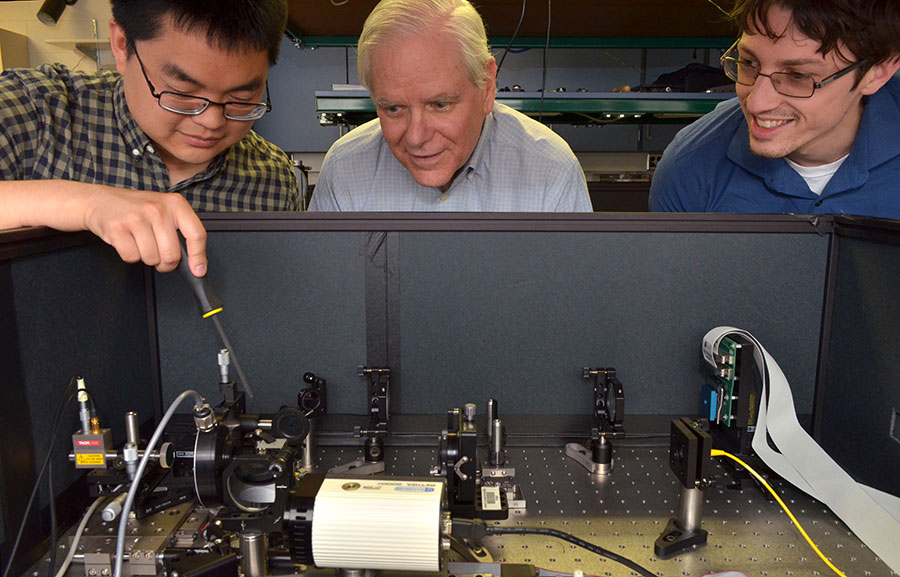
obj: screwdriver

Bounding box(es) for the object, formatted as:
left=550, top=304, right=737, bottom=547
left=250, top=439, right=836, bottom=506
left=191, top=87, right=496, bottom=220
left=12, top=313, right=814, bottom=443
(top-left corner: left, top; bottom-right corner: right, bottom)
left=177, top=241, right=255, bottom=398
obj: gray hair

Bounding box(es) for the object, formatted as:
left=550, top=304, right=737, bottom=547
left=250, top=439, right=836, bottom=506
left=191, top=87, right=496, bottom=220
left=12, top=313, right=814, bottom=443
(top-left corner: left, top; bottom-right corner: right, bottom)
left=357, top=0, right=493, bottom=90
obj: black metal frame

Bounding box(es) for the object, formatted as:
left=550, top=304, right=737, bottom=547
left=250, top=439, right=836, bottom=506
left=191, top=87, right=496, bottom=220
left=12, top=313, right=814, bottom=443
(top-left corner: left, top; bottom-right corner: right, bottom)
left=4, top=211, right=897, bottom=575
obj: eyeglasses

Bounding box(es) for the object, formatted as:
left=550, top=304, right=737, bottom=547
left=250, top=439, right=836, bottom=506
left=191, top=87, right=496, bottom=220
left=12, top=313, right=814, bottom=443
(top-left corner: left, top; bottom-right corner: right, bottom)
left=720, top=40, right=866, bottom=99
left=133, top=46, right=271, bottom=121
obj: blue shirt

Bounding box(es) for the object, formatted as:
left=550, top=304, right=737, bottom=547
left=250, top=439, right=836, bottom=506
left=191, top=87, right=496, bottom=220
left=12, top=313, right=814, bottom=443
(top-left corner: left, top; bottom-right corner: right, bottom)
left=649, top=77, right=900, bottom=220
left=308, top=102, right=591, bottom=211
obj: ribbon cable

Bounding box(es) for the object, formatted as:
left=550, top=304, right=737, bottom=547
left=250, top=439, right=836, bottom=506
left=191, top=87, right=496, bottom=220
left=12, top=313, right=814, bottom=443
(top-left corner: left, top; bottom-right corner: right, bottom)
left=702, top=327, right=900, bottom=573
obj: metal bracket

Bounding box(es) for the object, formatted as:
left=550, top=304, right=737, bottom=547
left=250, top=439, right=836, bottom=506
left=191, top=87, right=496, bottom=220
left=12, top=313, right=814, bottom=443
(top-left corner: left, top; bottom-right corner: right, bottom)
left=582, top=366, right=625, bottom=437
left=482, top=467, right=526, bottom=510
left=565, top=442, right=610, bottom=476
left=453, top=456, right=471, bottom=481
left=327, top=458, right=386, bottom=476
left=359, top=366, right=391, bottom=431
left=655, top=418, right=713, bottom=558
left=298, top=372, right=327, bottom=417
left=482, top=467, right=516, bottom=479
left=567, top=367, right=626, bottom=477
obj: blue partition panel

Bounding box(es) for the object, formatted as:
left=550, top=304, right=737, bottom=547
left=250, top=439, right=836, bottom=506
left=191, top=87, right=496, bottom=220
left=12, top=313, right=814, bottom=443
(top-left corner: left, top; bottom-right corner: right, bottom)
left=398, top=231, right=827, bottom=415
left=154, top=231, right=368, bottom=413
left=152, top=220, right=829, bottom=418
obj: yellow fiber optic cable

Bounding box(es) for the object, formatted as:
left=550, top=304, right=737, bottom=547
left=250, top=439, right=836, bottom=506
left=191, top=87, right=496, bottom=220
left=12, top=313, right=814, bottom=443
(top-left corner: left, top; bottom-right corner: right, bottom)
left=711, top=449, right=847, bottom=577
left=706, top=0, right=730, bottom=16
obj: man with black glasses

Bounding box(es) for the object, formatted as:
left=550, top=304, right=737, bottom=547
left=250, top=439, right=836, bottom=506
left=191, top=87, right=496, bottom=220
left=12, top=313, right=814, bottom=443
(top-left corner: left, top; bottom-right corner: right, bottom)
left=649, top=0, right=900, bottom=219
left=0, top=0, right=298, bottom=277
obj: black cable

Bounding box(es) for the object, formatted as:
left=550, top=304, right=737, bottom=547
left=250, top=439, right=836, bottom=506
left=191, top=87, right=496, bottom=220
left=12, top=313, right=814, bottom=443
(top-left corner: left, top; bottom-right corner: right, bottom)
left=1, top=377, right=79, bottom=577
left=319, top=430, right=670, bottom=444
left=496, top=0, right=527, bottom=77
left=538, top=0, right=551, bottom=122
left=505, top=432, right=669, bottom=440
left=48, top=386, right=96, bottom=577
left=486, top=526, right=656, bottom=577
left=47, top=458, right=57, bottom=577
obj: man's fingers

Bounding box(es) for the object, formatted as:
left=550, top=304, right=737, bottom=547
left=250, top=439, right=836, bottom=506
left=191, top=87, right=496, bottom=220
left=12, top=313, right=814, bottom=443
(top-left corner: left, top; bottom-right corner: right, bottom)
left=102, top=216, right=159, bottom=266
left=173, top=200, right=208, bottom=277
left=106, top=232, right=142, bottom=265
left=150, top=223, right=183, bottom=273
left=82, top=187, right=206, bottom=274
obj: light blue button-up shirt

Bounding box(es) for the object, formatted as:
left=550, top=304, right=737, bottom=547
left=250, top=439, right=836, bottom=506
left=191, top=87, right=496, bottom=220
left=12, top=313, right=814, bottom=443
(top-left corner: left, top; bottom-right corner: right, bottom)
left=309, top=102, right=591, bottom=212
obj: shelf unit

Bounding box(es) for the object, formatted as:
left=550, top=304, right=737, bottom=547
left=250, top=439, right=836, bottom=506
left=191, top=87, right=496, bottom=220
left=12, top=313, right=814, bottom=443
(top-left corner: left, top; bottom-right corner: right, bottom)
left=292, top=1, right=737, bottom=127
left=44, top=38, right=110, bottom=68
left=316, top=89, right=733, bottom=127
left=289, top=35, right=733, bottom=50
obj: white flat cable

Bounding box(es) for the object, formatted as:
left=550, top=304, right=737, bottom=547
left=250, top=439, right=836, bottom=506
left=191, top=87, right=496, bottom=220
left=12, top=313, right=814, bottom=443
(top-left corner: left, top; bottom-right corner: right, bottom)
left=702, top=327, right=900, bottom=573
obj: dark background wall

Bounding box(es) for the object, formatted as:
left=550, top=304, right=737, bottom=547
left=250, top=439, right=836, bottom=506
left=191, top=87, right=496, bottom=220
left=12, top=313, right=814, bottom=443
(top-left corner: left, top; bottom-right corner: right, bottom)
left=821, top=232, right=900, bottom=497
left=0, top=238, right=153, bottom=568
left=153, top=219, right=828, bottom=420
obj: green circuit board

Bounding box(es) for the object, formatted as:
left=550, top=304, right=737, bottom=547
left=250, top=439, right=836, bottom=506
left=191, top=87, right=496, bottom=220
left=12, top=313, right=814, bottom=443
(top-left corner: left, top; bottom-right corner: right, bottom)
left=714, top=336, right=740, bottom=426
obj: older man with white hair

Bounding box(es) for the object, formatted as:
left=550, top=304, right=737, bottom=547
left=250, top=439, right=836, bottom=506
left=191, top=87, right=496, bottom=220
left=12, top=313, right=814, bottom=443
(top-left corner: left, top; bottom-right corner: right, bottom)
left=309, top=0, right=591, bottom=212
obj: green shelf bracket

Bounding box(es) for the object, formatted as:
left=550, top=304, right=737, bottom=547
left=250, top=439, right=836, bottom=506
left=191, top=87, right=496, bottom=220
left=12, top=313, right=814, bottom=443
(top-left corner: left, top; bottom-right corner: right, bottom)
left=315, top=91, right=733, bottom=127
left=288, top=34, right=733, bottom=51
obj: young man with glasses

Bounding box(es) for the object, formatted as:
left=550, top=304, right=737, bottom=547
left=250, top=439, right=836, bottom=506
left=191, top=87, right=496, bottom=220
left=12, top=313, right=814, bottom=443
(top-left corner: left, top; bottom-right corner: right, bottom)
left=0, top=0, right=298, bottom=277
left=649, top=0, right=900, bottom=219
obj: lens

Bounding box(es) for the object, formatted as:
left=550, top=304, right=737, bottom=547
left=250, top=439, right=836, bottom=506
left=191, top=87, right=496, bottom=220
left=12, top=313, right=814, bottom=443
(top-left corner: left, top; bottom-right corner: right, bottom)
left=735, top=61, right=758, bottom=86
left=771, top=73, right=814, bottom=98
left=159, top=93, right=207, bottom=114
left=223, top=104, right=267, bottom=120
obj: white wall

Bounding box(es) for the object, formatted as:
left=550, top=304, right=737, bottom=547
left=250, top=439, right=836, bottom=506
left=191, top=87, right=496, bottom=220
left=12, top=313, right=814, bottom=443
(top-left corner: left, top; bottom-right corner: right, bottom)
left=0, top=0, right=113, bottom=70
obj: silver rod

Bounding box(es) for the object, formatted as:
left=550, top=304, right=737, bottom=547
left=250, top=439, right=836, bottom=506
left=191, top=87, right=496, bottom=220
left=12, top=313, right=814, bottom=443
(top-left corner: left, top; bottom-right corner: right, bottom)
left=302, top=417, right=317, bottom=471
left=678, top=486, right=704, bottom=533
left=212, top=315, right=254, bottom=398
left=125, top=412, right=140, bottom=446
left=491, top=419, right=504, bottom=455
left=240, top=531, right=268, bottom=577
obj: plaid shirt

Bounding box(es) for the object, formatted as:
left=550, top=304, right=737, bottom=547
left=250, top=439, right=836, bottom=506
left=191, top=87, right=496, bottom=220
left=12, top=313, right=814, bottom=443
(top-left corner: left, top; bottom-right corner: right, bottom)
left=0, top=64, right=299, bottom=212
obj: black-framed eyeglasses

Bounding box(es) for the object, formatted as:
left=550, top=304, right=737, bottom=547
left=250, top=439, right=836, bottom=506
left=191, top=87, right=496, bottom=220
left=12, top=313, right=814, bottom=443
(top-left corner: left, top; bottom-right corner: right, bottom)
left=720, top=40, right=866, bottom=99
left=133, top=46, right=271, bottom=121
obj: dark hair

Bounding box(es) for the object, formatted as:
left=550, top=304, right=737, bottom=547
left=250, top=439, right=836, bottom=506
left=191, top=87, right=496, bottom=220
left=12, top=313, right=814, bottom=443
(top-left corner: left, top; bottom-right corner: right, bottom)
left=111, top=0, right=288, bottom=65
left=730, top=0, right=900, bottom=75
